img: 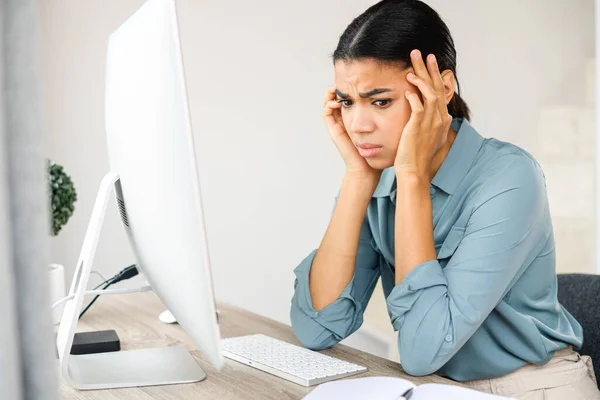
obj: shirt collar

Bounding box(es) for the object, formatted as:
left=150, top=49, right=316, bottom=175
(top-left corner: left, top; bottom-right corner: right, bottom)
left=372, top=167, right=396, bottom=198
left=372, top=118, right=485, bottom=198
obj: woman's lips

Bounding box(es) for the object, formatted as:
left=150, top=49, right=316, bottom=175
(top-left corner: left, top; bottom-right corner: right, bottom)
left=356, top=143, right=383, bottom=158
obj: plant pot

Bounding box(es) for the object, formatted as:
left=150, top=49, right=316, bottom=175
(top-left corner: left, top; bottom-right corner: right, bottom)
left=48, top=263, right=65, bottom=325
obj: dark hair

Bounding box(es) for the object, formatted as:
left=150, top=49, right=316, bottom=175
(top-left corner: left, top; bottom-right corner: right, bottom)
left=333, top=0, right=471, bottom=121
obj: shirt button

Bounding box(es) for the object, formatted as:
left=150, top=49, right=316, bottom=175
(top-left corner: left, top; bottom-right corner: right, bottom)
left=430, top=187, right=436, bottom=195
left=445, top=334, right=452, bottom=343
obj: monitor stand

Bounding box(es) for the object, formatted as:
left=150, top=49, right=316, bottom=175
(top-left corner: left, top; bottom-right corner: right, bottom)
left=56, top=172, right=206, bottom=390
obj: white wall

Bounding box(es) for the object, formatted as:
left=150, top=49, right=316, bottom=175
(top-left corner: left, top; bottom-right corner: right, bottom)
left=39, top=0, right=595, bottom=357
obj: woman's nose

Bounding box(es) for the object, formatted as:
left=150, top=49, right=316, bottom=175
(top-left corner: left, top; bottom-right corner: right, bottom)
left=349, top=108, right=376, bottom=134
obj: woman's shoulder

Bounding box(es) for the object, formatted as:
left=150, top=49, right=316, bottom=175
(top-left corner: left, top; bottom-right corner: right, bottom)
left=477, top=137, right=544, bottom=179
left=469, top=137, right=547, bottom=203
left=479, top=135, right=538, bottom=164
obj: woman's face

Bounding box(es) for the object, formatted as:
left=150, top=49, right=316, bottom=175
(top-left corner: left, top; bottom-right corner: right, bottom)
left=334, top=58, right=414, bottom=170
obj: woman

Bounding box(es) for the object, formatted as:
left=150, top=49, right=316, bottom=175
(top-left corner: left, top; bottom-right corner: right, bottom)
left=289, top=1, right=600, bottom=398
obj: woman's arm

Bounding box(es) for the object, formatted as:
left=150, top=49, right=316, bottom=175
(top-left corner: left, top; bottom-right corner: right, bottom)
left=291, top=84, right=384, bottom=350
left=387, top=50, right=551, bottom=375
left=392, top=50, right=452, bottom=284
left=394, top=173, right=437, bottom=284
left=309, top=173, right=378, bottom=311
left=290, top=173, right=381, bottom=350
left=388, top=157, right=549, bottom=375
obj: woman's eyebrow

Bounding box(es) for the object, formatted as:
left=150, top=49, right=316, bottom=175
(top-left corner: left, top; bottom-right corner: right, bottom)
left=335, top=88, right=394, bottom=99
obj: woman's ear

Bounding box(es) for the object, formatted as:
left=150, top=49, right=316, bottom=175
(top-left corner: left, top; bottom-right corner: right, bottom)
left=440, top=70, right=456, bottom=105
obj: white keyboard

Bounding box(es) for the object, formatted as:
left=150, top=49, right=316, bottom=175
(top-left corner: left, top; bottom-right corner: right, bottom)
left=220, top=334, right=368, bottom=387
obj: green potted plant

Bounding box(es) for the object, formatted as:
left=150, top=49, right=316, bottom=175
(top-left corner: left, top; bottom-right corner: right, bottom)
left=48, top=160, right=77, bottom=236
left=47, top=160, right=77, bottom=325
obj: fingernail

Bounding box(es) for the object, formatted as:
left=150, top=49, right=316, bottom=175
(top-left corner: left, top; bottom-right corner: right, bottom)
left=411, top=49, right=421, bottom=59
left=430, top=54, right=437, bottom=63
left=407, top=72, right=415, bottom=80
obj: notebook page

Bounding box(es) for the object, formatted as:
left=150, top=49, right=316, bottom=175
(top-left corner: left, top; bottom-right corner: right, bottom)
left=415, top=383, right=517, bottom=400
left=303, top=377, right=415, bottom=400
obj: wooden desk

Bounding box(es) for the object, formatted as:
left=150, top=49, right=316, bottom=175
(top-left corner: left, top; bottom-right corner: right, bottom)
left=59, top=292, right=462, bottom=399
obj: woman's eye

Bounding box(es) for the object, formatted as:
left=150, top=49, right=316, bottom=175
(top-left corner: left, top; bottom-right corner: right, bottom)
left=338, top=99, right=353, bottom=108
left=373, top=99, right=391, bottom=108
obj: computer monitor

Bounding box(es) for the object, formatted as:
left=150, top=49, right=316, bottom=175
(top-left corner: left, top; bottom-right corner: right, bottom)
left=56, top=0, right=223, bottom=390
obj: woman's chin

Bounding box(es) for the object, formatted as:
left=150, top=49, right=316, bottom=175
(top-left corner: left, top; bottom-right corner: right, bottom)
left=365, top=157, right=394, bottom=171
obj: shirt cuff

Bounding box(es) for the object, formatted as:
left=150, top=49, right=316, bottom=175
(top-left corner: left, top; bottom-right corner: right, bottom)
left=293, top=250, right=361, bottom=339
left=386, top=260, right=447, bottom=331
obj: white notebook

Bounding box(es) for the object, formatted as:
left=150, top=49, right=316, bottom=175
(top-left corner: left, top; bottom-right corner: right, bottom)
left=303, top=376, right=516, bottom=400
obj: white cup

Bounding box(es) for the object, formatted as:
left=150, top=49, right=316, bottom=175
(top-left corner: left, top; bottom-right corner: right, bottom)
left=48, top=263, right=66, bottom=325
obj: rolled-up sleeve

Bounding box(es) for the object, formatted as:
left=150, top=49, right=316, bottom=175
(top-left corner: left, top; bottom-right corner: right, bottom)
left=386, top=157, right=550, bottom=376
left=290, top=214, right=381, bottom=350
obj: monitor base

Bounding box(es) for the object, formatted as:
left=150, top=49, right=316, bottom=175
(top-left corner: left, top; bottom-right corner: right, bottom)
left=64, top=346, right=206, bottom=390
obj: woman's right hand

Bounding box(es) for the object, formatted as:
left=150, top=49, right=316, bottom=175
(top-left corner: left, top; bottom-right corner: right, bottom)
left=322, top=85, right=381, bottom=183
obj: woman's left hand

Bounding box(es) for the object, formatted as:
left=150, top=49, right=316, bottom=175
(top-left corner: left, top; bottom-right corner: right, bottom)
left=394, top=50, right=452, bottom=179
